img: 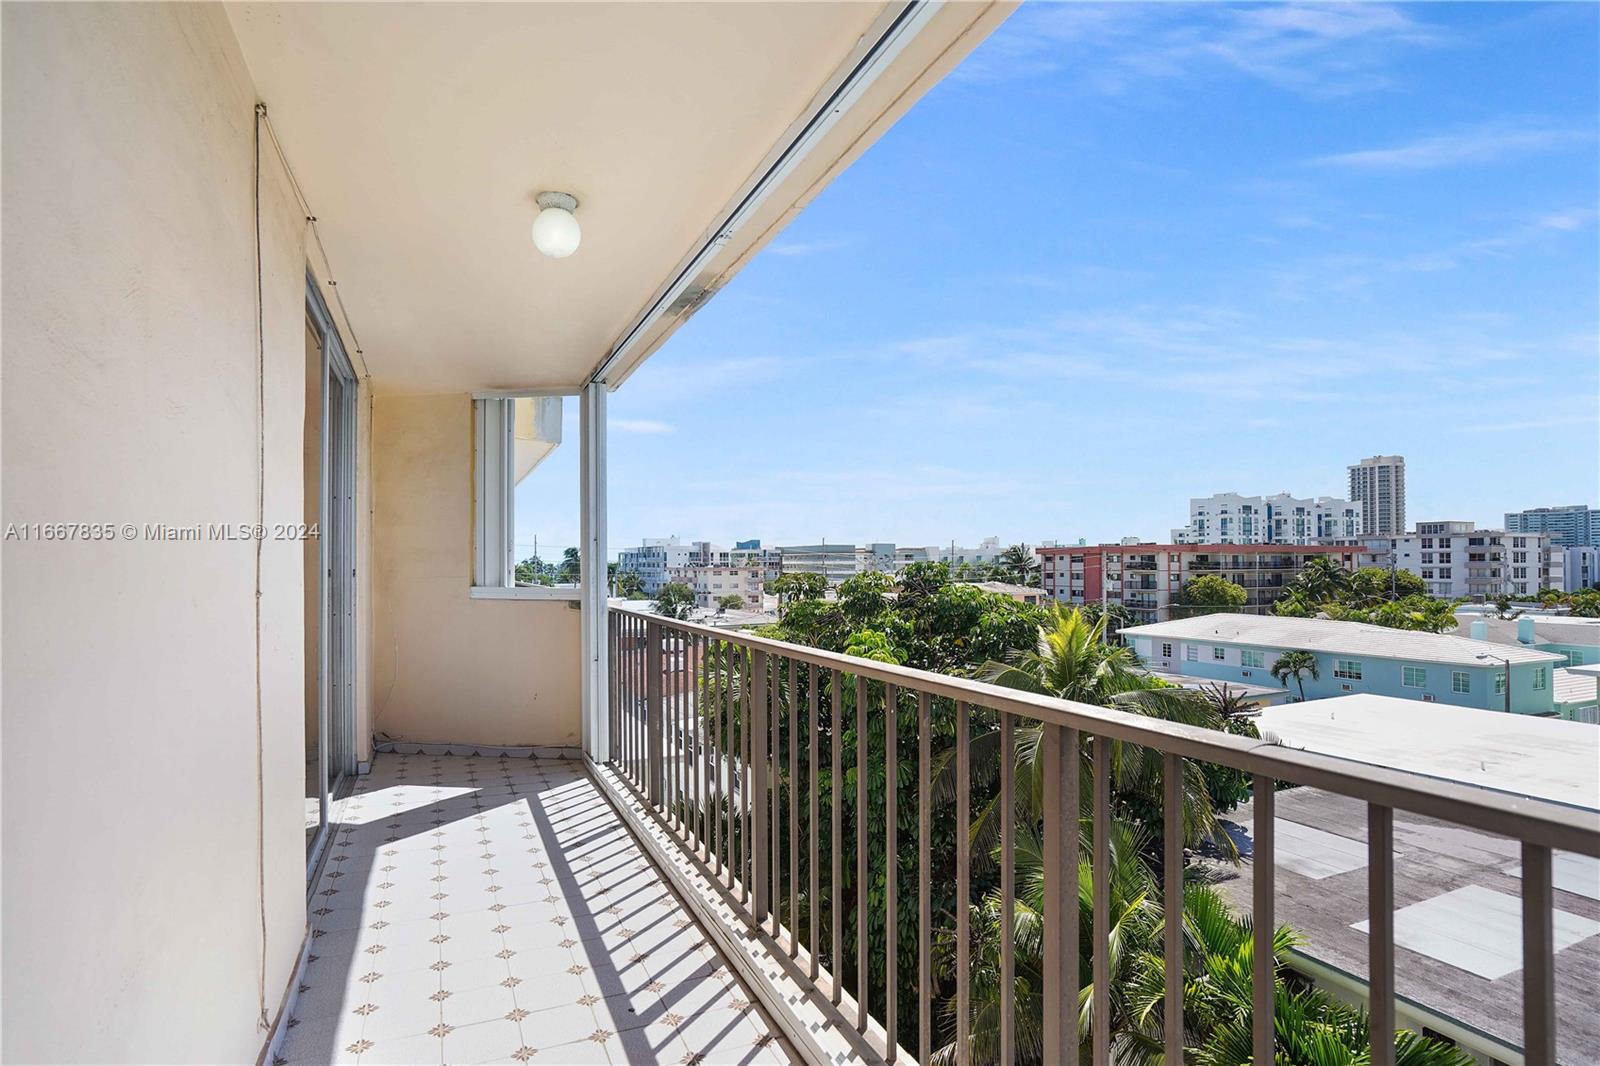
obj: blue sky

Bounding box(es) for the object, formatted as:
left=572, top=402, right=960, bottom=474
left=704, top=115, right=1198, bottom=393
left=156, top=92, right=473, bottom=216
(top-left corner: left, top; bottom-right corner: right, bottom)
left=526, top=2, right=1599, bottom=557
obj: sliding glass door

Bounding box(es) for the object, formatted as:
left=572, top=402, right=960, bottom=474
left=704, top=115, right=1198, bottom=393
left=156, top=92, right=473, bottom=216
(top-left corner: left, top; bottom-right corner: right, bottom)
left=306, top=275, right=358, bottom=878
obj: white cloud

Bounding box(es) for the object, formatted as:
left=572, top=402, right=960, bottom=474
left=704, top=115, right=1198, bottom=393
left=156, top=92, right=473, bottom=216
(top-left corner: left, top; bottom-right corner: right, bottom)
left=612, top=419, right=674, bottom=434
left=765, top=238, right=850, bottom=258
left=1313, top=121, right=1591, bottom=171
left=955, top=2, right=1441, bottom=98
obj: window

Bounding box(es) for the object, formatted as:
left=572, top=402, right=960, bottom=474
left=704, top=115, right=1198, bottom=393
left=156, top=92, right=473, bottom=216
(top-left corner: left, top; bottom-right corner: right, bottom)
left=1452, top=671, right=1470, bottom=694
left=1185, top=645, right=1198, bottom=662
left=1533, top=667, right=1547, bottom=691
left=1212, top=646, right=1226, bottom=661
left=1241, top=650, right=1265, bottom=668
left=1572, top=651, right=1586, bottom=666
left=472, top=394, right=582, bottom=598
left=1333, top=659, right=1362, bottom=680
left=1161, top=642, right=1173, bottom=658
left=1494, top=672, right=1508, bottom=695
left=1402, top=665, right=1427, bottom=688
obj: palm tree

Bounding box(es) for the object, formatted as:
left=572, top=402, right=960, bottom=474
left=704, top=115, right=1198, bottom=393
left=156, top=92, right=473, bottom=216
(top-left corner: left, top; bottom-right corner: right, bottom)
left=1197, top=682, right=1255, bottom=721
left=958, top=606, right=1232, bottom=856
left=1288, top=555, right=1352, bottom=605
left=1123, top=884, right=1474, bottom=1066
left=996, top=544, right=1041, bottom=587
left=1270, top=649, right=1319, bottom=701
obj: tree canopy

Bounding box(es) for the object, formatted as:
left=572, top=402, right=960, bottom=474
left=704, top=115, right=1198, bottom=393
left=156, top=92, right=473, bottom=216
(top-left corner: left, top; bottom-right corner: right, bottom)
left=653, top=581, right=694, bottom=620
left=1179, top=574, right=1248, bottom=607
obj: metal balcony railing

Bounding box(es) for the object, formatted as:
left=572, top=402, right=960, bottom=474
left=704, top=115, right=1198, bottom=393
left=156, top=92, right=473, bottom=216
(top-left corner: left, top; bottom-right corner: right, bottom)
left=605, top=605, right=1595, bottom=1066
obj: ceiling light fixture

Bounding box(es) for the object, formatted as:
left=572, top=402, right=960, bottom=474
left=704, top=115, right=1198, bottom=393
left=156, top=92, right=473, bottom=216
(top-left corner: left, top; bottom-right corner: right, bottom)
left=532, top=191, right=581, bottom=259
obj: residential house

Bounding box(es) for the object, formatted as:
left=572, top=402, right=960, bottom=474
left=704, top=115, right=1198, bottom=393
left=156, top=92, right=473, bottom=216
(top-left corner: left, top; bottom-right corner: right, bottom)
left=1122, top=614, right=1564, bottom=714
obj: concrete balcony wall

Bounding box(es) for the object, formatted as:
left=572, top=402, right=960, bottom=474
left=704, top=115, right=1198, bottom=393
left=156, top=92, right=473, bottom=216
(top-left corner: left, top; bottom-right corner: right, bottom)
left=372, top=394, right=580, bottom=748
left=1, top=4, right=315, bottom=1060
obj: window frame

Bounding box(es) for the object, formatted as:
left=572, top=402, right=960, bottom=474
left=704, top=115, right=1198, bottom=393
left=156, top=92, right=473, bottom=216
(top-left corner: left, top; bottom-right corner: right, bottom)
left=1334, top=659, right=1363, bottom=680
left=471, top=391, right=583, bottom=601
left=1451, top=670, right=1470, bottom=694
left=1241, top=649, right=1265, bottom=668
left=1402, top=665, right=1427, bottom=689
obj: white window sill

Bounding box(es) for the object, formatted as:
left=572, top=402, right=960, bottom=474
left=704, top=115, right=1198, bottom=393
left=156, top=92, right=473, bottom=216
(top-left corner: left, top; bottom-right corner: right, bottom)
left=470, top=585, right=582, bottom=601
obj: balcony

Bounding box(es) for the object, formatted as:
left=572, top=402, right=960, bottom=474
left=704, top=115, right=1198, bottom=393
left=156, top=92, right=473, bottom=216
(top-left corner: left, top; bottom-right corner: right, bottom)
left=600, top=607, right=1600, bottom=1065
left=7, top=5, right=1598, bottom=1066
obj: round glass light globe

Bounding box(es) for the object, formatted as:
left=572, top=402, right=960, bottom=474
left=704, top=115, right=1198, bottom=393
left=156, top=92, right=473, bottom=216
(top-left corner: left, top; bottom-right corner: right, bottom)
left=531, top=206, right=581, bottom=259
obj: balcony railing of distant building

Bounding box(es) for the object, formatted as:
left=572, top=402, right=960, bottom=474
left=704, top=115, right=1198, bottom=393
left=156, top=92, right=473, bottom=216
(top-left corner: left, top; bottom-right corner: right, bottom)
left=600, top=605, right=1596, bottom=1066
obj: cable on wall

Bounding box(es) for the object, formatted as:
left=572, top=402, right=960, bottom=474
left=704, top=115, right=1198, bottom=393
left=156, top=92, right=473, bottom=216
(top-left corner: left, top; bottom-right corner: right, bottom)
left=251, top=100, right=271, bottom=1035
left=258, top=107, right=372, bottom=383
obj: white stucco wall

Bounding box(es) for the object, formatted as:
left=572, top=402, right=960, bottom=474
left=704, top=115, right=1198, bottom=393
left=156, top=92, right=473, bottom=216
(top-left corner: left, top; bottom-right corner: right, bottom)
left=371, top=394, right=582, bottom=748
left=2, top=5, right=320, bottom=1061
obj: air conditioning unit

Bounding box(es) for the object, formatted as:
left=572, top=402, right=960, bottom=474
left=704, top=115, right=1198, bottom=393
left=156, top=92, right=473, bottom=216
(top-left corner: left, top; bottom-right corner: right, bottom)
left=1422, top=694, right=1436, bottom=702
left=1341, top=684, right=1352, bottom=692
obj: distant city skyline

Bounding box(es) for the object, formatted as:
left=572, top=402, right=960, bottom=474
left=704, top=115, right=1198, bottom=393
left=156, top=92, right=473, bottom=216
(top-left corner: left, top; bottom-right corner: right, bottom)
left=527, top=3, right=1599, bottom=555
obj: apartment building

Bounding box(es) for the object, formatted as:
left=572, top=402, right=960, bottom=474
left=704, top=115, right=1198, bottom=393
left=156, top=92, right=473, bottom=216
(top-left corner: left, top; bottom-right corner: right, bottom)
left=1038, top=543, right=1358, bottom=624
left=1564, top=545, right=1600, bottom=591
left=1123, top=614, right=1562, bottom=714
left=1348, top=454, right=1407, bottom=536
left=690, top=565, right=765, bottom=609
left=1505, top=504, right=1600, bottom=547
left=616, top=536, right=720, bottom=594
left=1361, top=521, right=1563, bottom=600
left=1172, top=492, right=1363, bottom=545
left=777, top=542, right=895, bottom=584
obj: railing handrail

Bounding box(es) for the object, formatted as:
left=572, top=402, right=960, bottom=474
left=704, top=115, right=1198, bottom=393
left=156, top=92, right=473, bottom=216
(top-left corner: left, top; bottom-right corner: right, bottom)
left=610, top=604, right=1600, bottom=856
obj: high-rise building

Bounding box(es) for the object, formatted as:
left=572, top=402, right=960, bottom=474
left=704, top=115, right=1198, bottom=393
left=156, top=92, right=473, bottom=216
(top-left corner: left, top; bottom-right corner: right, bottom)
left=1505, top=504, right=1599, bottom=547
left=1348, top=455, right=1406, bottom=537
left=1171, top=492, right=1362, bottom=545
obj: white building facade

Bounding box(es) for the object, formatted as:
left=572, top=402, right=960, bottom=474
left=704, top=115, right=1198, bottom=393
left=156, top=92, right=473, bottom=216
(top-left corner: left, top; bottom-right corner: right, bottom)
left=1360, top=521, right=1563, bottom=600
left=691, top=566, right=765, bottom=609
left=1172, top=492, right=1363, bottom=546
left=777, top=542, right=896, bottom=584
left=1348, top=455, right=1406, bottom=537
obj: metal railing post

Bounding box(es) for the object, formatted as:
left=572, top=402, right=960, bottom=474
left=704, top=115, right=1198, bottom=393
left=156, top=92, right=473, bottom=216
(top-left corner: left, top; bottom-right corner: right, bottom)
left=751, top=648, right=770, bottom=922
left=646, top=620, right=663, bottom=807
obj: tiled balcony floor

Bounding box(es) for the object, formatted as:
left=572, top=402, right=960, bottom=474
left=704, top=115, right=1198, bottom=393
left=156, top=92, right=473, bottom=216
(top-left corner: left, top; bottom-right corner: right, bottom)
left=280, top=753, right=792, bottom=1066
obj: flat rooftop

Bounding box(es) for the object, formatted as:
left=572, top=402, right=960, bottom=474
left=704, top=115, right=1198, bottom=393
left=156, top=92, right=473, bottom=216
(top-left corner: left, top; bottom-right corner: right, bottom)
left=1256, top=696, right=1600, bottom=811
left=1122, top=613, right=1565, bottom=669
left=1205, top=788, right=1600, bottom=1062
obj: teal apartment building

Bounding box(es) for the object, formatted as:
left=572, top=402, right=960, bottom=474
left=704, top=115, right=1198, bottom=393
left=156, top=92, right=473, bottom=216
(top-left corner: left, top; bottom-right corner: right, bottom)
left=1122, top=614, right=1565, bottom=715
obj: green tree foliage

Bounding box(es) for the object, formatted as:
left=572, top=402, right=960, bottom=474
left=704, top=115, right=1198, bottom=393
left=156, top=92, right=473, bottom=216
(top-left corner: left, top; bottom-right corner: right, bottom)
left=653, top=581, right=695, bottom=620
left=769, top=571, right=829, bottom=616
left=1179, top=574, right=1248, bottom=607
left=716, top=594, right=745, bottom=613
left=1270, top=650, right=1319, bottom=701
left=995, top=544, right=1041, bottom=587
left=1275, top=559, right=1458, bottom=632
left=514, top=555, right=555, bottom=586
left=557, top=546, right=580, bottom=584
left=613, top=569, right=645, bottom=599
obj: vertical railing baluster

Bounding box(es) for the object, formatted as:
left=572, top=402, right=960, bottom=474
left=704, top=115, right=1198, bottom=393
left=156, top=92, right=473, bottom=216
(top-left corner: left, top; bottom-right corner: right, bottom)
left=700, top=634, right=710, bottom=860
left=1253, top=776, right=1275, bottom=1066
left=1164, top=753, right=1184, bottom=1065
left=831, top=667, right=843, bottom=1006
left=809, top=663, right=821, bottom=981
left=1522, top=842, right=1556, bottom=1066
left=1092, top=737, right=1110, bottom=1066
left=885, top=683, right=898, bottom=1061
left=751, top=649, right=770, bottom=923
left=771, top=655, right=782, bottom=938
left=1000, top=712, right=1016, bottom=1066
left=791, top=659, right=801, bottom=958
left=743, top=646, right=752, bottom=904
left=917, top=691, right=932, bottom=1066
left=1043, top=724, right=1080, bottom=1066
left=956, top=700, right=971, bottom=1066
left=671, top=629, right=681, bottom=830
left=1368, top=804, right=1394, bottom=1066
left=646, top=621, right=663, bottom=807
left=856, top=674, right=869, bottom=1032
